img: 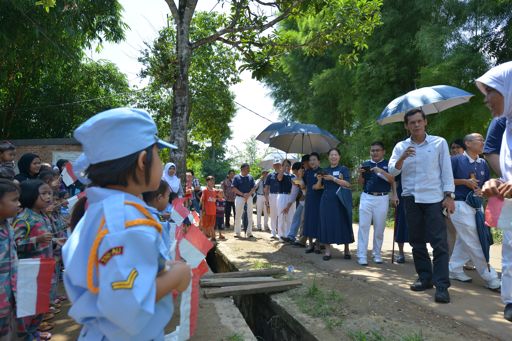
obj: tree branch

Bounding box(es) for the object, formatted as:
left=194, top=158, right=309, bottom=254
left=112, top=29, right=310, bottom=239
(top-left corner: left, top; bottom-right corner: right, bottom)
left=165, top=0, right=179, bottom=22
left=191, top=1, right=301, bottom=50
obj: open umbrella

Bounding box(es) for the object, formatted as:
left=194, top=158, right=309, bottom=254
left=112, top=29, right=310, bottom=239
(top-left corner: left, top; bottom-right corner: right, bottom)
left=378, top=85, right=474, bottom=125
left=268, top=123, right=340, bottom=154
left=259, top=151, right=298, bottom=169
left=465, top=191, right=493, bottom=271
left=256, top=121, right=290, bottom=143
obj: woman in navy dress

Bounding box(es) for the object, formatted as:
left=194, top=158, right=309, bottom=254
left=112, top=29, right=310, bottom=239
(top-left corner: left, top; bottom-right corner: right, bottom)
left=317, top=148, right=354, bottom=261
left=303, top=152, right=323, bottom=253
left=393, top=174, right=408, bottom=263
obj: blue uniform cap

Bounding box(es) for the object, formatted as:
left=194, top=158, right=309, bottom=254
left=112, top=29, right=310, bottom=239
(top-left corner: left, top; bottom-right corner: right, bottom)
left=74, top=107, right=177, bottom=165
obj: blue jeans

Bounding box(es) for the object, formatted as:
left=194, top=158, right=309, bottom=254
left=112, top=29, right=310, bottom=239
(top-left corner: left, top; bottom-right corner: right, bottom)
left=287, top=202, right=304, bottom=240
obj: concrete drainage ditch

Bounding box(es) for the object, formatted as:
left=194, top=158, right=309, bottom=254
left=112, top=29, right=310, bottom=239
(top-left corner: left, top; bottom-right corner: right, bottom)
left=206, top=246, right=318, bottom=341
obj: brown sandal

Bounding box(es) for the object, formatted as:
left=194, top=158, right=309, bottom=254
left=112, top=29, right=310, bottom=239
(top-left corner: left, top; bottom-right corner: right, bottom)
left=38, top=321, right=54, bottom=332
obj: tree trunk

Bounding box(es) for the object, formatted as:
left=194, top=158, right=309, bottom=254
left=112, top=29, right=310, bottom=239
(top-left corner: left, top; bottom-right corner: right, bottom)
left=170, top=7, right=193, bottom=181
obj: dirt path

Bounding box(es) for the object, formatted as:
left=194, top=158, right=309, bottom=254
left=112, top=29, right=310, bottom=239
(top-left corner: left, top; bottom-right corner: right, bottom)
left=215, top=223, right=511, bottom=341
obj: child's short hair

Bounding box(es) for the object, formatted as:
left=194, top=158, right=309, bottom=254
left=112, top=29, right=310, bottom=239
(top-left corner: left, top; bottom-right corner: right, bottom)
left=0, top=179, right=19, bottom=200
left=206, top=175, right=215, bottom=182
left=38, top=170, right=57, bottom=184
left=169, top=192, right=179, bottom=203
left=19, top=179, right=46, bottom=209
left=86, top=144, right=155, bottom=187
left=0, top=141, right=15, bottom=153
left=142, top=180, right=169, bottom=203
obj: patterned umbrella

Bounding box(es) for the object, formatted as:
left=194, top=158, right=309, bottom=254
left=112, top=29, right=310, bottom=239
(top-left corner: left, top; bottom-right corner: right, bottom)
left=378, top=85, right=474, bottom=125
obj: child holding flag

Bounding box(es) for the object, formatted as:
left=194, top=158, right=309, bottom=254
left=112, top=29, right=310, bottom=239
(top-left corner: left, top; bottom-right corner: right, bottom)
left=0, top=179, right=20, bottom=339
left=14, top=179, right=55, bottom=340
left=200, top=176, right=217, bottom=240
left=143, top=180, right=173, bottom=257
left=62, top=108, right=191, bottom=340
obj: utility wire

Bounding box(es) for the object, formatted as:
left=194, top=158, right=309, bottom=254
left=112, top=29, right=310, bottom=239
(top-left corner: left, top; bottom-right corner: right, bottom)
left=234, top=100, right=273, bottom=122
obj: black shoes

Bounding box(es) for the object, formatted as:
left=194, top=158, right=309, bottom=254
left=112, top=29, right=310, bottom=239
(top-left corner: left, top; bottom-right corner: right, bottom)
left=323, top=255, right=331, bottom=261
left=505, top=303, right=512, bottom=322
left=410, top=278, right=434, bottom=292
left=435, top=287, right=450, bottom=303
left=305, top=247, right=315, bottom=254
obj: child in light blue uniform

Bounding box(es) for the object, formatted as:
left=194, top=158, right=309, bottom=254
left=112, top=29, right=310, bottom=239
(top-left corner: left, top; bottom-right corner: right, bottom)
left=62, top=108, right=191, bottom=340
left=143, top=180, right=172, bottom=258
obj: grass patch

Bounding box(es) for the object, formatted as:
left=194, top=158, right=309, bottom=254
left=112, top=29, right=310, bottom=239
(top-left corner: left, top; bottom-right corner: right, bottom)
left=251, top=260, right=271, bottom=269
left=225, top=333, right=244, bottom=341
left=292, top=278, right=345, bottom=330
left=491, top=227, right=503, bottom=244
left=349, top=330, right=424, bottom=341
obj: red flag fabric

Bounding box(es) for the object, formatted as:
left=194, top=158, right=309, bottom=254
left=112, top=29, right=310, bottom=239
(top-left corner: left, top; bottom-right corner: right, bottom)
left=16, top=258, right=56, bottom=317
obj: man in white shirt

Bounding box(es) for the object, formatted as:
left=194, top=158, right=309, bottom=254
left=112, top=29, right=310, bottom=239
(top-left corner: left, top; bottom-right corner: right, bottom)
left=389, top=109, right=455, bottom=304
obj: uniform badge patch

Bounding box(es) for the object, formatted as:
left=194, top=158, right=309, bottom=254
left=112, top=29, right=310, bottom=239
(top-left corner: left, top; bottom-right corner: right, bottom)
left=111, top=269, right=138, bottom=290
left=99, top=246, right=124, bottom=265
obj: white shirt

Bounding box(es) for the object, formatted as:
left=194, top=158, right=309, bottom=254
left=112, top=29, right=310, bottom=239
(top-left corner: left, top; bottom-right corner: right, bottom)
left=500, top=121, right=512, bottom=182
left=389, top=134, right=454, bottom=203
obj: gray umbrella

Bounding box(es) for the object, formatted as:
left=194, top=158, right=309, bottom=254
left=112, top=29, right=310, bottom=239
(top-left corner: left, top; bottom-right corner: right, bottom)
left=255, top=121, right=290, bottom=143
left=268, top=123, right=340, bottom=154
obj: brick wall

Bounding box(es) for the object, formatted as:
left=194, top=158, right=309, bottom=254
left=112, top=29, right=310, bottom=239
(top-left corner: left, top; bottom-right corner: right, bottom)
left=10, top=138, right=82, bottom=166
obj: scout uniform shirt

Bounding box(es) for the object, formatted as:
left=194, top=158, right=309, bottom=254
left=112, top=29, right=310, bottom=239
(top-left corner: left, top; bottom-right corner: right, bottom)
left=63, top=187, right=173, bottom=341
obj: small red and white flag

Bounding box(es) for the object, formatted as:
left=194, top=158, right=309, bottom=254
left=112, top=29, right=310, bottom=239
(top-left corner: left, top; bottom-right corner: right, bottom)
left=178, top=225, right=213, bottom=268
left=171, top=204, right=190, bottom=226
left=188, top=211, right=200, bottom=227
left=16, top=258, right=56, bottom=318
left=61, top=162, right=78, bottom=186
left=485, top=196, right=512, bottom=230
left=166, top=225, right=213, bottom=341
left=66, top=191, right=86, bottom=211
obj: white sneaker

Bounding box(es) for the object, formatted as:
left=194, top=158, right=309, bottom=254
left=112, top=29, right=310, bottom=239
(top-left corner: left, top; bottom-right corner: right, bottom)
left=486, top=278, right=501, bottom=292
left=373, top=255, right=383, bottom=264
left=358, top=258, right=368, bottom=266
left=449, top=271, right=472, bottom=283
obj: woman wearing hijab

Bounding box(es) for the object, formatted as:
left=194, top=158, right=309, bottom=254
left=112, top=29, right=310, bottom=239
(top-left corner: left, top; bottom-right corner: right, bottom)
left=162, top=162, right=184, bottom=198
left=14, top=153, right=42, bottom=183
left=477, top=62, right=512, bottom=322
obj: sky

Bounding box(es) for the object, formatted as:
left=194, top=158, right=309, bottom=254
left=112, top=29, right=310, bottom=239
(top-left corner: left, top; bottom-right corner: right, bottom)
left=88, top=0, right=279, bottom=155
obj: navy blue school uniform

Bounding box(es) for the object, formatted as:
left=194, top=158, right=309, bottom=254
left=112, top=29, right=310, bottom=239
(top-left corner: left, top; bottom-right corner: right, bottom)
left=451, top=153, right=490, bottom=200
left=319, top=165, right=354, bottom=244
left=484, top=116, right=506, bottom=155
left=303, top=167, right=323, bottom=238
left=394, top=174, right=408, bottom=243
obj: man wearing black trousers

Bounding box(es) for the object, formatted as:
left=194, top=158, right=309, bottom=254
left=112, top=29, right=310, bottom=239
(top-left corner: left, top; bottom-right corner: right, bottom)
left=389, top=109, right=455, bottom=303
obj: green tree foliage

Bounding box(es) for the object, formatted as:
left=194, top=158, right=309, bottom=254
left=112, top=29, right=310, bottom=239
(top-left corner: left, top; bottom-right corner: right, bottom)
left=137, top=12, right=240, bottom=147
left=263, top=0, right=512, bottom=166
left=0, top=0, right=128, bottom=138
left=163, top=0, right=383, bottom=179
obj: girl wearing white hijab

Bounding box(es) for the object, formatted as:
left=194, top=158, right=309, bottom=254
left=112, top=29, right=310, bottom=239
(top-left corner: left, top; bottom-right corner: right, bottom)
left=162, top=162, right=184, bottom=198
left=477, top=61, right=512, bottom=322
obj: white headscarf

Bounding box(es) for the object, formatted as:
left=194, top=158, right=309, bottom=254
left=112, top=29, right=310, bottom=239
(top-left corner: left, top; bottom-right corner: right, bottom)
left=476, top=62, right=512, bottom=181
left=162, top=162, right=181, bottom=193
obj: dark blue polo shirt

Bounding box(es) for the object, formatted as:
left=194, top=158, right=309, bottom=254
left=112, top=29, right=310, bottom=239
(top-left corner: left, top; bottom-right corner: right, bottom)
left=232, top=174, right=255, bottom=194
left=451, top=153, right=490, bottom=201
left=484, top=116, right=506, bottom=154
left=278, top=174, right=293, bottom=194
left=362, top=159, right=391, bottom=193
left=264, top=172, right=281, bottom=194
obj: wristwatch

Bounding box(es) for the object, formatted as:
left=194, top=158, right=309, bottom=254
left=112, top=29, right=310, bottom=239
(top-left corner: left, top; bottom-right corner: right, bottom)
left=444, top=192, right=455, bottom=199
